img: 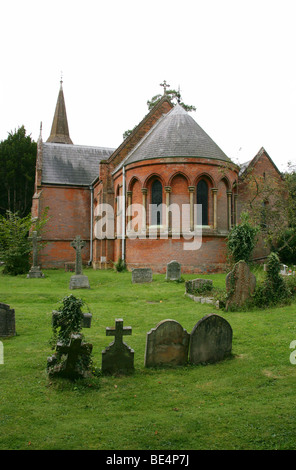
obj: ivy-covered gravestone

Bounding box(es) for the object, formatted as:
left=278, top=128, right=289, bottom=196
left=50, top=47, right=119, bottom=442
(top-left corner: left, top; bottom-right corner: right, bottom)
left=225, top=260, right=256, bottom=310
left=47, top=295, right=93, bottom=379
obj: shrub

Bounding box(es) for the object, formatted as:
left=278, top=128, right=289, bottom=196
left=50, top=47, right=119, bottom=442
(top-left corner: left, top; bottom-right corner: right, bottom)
left=51, top=294, right=87, bottom=346
left=227, top=212, right=259, bottom=264
left=114, top=257, right=127, bottom=272
left=253, top=252, right=289, bottom=307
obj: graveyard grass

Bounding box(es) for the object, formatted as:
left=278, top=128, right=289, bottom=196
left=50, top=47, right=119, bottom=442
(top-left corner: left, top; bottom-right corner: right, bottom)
left=0, top=267, right=296, bottom=450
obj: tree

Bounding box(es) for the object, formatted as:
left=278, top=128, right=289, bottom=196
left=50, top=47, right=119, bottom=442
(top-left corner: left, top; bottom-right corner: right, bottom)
left=0, top=126, right=37, bottom=217
left=237, top=158, right=296, bottom=258
left=123, top=83, right=196, bottom=139
left=0, top=209, right=49, bottom=275
left=147, top=88, right=196, bottom=112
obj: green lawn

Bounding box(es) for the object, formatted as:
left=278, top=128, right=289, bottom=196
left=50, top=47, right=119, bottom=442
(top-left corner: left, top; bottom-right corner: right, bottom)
left=0, top=267, right=295, bottom=450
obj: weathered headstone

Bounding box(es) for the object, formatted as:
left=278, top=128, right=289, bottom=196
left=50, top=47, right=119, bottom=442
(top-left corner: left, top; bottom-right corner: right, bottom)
left=47, top=333, right=93, bottom=379
left=189, top=313, right=232, bottom=364
left=101, top=319, right=134, bottom=374
left=132, top=268, right=152, bottom=284
left=166, top=260, right=181, bottom=281
left=145, top=319, right=190, bottom=367
left=27, top=231, right=44, bottom=278
left=225, top=260, right=256, bottom=310
left=69, top=236, right=90, bottom=289
left=0, top=303, right=16, bottom=337
left=52, top=310, right=92, bottom=329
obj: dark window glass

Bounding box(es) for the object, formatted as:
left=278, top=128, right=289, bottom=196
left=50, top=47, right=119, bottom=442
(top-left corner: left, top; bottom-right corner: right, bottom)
left=151, top=180, right=162, bottom=225
left=197, top=180, right=208, bottom=225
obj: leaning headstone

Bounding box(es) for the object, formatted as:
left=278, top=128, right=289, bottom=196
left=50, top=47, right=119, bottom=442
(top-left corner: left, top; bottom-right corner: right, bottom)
left=132, top=268, right=152, bottom=284
left=27, top=231, right=44, bottom=278
left=101, top=318, right=134, bottom=374
left=0, top=303, right=16, bottom=337
left=145, top=319, right=190, bottom=367
left=69, top=236, right=90, bottom=289
left=166, top=260, right=181, bottom=281
left=47, top=333, right=93, bottom=379
left=225, top=260, right=256, bottom=310
left=189, top=313, right=232, bottom=365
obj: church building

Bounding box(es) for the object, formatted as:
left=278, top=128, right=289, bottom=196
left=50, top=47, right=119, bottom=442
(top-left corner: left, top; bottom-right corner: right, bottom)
left=31, top=81, right=283, bottom=273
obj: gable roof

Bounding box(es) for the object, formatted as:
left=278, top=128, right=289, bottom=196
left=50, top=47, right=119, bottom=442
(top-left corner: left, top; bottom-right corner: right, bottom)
left=114, top=104, right=230, bottom=172
left=239, top=147, right=282, bottom=178
left=41, top=142, right=115, bottom=186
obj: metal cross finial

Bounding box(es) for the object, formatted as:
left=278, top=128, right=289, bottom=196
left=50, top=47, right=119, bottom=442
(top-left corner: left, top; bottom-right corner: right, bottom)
left=160, top=80, right=170, bottom=95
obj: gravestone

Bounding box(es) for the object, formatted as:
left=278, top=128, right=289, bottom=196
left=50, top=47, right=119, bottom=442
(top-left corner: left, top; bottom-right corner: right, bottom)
left=0, top=303, right=16, bottom=337
left=27, top=231, right=44, bottom=278
left=166, top=260, right=181, bottom=281
left=145, top=319, right=190, bottom=367
left=47, top=333, right=93, bottom=379
left=185, top=278, right=213, bottom=294
left=189, top=313, right=232, bottom=364
left=225, top=260, right=256, bottom=310
left=132, top=268, right=152, bottom=284
left=101, top=318, right=134, bottom=374
left=69, top=236, right=90, bottom=289
left=52, top=310, right=92, bottom=329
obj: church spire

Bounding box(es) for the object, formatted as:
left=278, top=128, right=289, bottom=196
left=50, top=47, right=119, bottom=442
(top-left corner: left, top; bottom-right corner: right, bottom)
left=47, top=79, right=73, bottom=144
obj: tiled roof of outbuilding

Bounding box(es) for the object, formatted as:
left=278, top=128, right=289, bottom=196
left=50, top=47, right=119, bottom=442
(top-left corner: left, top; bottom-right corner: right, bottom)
left=116, top=104, right=230, bottom=170
left=41, top=142, right=115, bottom=186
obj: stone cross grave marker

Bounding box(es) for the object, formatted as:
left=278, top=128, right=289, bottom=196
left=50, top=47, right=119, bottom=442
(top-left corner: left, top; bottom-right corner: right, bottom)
left=101, top=318, right=134, bottom=374
left=145, top=319, right=190, bottom=367
left=0, top=303, right=16, bottom=337
left=189, top=313, right=232, bottom=365
left=132, top=268, right=152, bottom=284
left=166, top=260, right=181, bottom=281
left=69, top=235, right=90, bottom=289
left=27, top=231, right=44, bottom=278
left=225, top=260, right=256, bottom=310
left=47, top=333, right=93, bottom=379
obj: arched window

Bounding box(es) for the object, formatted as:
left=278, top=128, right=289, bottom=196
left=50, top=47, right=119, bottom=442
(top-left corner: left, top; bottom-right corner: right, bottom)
left=197, top=179, right=208, bottom=225
left=151, top=180, right=162, bottom=225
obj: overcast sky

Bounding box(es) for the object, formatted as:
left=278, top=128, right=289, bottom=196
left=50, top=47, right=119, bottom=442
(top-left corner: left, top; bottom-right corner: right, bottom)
left=1, top=0, right=295, bottom=172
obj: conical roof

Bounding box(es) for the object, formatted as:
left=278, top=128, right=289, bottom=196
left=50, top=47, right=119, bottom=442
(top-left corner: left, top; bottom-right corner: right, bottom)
left=47, top=81, right=73, bottom=144
left=121, top=104, right=230, bottom=166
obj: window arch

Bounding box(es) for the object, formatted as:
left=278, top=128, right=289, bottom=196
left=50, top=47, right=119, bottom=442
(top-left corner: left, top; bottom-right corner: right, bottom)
left=151, top=179, right=163, bottom=225
left=197, top=179, right=208, bottom=225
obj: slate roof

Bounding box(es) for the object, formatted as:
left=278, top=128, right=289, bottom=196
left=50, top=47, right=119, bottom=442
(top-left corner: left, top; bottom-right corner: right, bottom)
left=115, top=104, right=230, bottom=171
left=41, top=143, right=115, bottom=186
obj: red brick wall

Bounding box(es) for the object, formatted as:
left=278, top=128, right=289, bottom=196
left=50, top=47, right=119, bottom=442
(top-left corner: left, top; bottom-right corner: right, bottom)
left=37, top=185, right=91, bottom=268
left=125, top=235, right=228, bottom=273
